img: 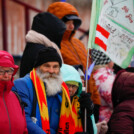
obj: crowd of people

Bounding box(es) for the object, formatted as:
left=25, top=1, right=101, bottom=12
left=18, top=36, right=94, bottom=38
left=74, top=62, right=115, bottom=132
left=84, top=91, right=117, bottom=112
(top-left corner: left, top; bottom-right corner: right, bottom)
left=1, top=1, right=134, bottom=134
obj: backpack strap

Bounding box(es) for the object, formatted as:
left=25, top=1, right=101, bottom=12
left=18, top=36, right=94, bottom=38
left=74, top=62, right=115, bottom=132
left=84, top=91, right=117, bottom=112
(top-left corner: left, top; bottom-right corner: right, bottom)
left=12, top=90, right=27, bottom=113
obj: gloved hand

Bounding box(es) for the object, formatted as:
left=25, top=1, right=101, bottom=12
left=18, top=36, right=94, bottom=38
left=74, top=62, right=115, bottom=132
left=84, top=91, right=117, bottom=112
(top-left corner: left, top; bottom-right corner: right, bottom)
left=78, top=92, right=94, bottom=134
left=78, top=91, right=94, bottom=116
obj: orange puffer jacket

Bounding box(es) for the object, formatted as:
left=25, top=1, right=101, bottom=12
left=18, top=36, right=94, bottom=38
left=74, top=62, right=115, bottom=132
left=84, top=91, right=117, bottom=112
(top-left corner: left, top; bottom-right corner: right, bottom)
left=47, top=2, right=100, bottom=105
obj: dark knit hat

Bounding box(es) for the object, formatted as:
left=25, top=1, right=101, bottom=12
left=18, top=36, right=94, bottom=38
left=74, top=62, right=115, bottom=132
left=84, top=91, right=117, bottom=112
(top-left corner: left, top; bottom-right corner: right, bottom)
left=62, top=14, right=81, bottom=30
left=91, top=49, right=111, bottom=65
left=32, top=12, right=66, bottom=49
left=34, top=47, right=62, bottom=68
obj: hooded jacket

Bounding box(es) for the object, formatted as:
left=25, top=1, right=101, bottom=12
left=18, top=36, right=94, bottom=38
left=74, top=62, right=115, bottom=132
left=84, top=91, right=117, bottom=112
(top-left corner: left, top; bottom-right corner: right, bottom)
left=0, top=50, right=28, bottom=134
left=47, top=2, right=100, bottom=108
left=19, top=12, right=66, bottom=77
left=47, top=2, right=90, bottom=72
left=108, top=70, right=134, bottom=134
left=61, top=64, right=97, bottom=134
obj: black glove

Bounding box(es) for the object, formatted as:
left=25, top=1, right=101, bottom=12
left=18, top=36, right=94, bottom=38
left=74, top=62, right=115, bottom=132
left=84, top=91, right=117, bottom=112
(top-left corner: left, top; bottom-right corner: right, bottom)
left=78, top=92, right=94, bottom=134
left=78, top=91, right=94, bottom=116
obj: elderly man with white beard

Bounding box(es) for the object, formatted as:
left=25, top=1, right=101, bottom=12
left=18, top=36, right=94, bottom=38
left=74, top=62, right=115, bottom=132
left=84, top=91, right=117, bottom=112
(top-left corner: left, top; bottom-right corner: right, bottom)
left=12, top=47, right=75, bottom=134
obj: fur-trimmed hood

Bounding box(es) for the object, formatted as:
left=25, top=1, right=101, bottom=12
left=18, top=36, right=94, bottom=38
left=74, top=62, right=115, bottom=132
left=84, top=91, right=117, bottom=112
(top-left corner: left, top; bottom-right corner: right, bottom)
left=26, top=30, right=63, bottom=62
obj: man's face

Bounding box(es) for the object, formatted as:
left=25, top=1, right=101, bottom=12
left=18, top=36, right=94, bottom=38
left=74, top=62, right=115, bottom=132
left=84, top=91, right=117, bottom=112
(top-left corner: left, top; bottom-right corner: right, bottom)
left=37, top=62, right=62, bottom=96
left=65, top=20, right=74, bottom=31
left=39, top=61, right=60, bottom=75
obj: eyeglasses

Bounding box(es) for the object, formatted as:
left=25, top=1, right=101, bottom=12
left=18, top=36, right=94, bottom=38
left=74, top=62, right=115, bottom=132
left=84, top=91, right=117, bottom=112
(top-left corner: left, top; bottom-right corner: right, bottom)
left=66, top=84, right=78, bottom=89
left=0, top=69, right=14, bottom=75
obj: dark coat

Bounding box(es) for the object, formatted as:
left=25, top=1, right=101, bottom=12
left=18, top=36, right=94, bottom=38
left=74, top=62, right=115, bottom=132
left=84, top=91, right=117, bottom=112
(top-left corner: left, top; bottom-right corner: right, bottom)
left=20, top=43, right=44, bottom=77
left=108, top=70, right=134, bottom=134
left=20, top=12, right=66, bottom=77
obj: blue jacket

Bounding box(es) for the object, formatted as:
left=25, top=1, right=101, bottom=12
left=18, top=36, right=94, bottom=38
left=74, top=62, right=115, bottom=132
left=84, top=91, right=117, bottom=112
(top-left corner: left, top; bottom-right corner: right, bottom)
left=12, top=74, right=62, bottom=134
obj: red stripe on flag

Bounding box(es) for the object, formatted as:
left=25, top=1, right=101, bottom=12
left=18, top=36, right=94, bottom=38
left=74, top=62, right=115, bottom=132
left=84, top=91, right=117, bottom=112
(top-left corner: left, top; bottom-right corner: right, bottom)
left=96, top=24, right=110, bottom=38
left=95, top=37, right=107, bottom=51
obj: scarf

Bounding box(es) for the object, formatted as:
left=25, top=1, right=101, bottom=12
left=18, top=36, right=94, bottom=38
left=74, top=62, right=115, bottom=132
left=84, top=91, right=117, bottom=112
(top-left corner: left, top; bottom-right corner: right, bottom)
left=30, top=68, right=75, bottom=134
left=26, top=30, right=63, bottom=62
left=0, top=80, right=13, bottom=94
left=72, top=96, right=83, bottom=132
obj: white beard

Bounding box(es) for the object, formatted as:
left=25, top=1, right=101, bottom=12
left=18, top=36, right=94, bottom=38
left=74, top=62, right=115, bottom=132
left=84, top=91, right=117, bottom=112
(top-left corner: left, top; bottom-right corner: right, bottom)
left=36, top=68, right=63, bottom=96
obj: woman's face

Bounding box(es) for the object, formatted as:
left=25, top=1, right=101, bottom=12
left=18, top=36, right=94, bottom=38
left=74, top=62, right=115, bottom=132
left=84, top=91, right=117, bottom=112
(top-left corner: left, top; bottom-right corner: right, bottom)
left=66, top=83, right=78, bottom=97
left=65, top=20, right=74, bottom=31
left=0, top=67, right=14, bottom=81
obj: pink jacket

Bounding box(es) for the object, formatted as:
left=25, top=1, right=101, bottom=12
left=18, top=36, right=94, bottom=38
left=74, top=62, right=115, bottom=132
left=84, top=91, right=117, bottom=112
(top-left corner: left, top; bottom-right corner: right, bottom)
left=93, top=67, right=115, bottom=122
left=0, top=80, right=28, bottom=134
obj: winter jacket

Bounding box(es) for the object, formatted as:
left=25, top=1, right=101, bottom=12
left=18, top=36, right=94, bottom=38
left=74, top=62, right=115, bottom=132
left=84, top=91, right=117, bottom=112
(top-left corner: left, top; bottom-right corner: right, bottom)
left=108, top=70, right=134, bottom=134
left=20, top=12, right=66, bottom=77
left=47, top=2, right=101, bottom=110
left=0, top=80, right=28, bottom=134
left=12, top=74, right=62, bottom=134
left=93, top=67, right=115, bottom=122
left=48, top=2, right=90, bottom=73
left=61, top=64, right=97, bottom=134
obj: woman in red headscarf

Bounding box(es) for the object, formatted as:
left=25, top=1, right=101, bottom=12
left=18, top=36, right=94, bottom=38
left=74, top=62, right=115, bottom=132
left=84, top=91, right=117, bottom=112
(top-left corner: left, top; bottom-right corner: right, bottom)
left=0, top=50, right=28, bottom=134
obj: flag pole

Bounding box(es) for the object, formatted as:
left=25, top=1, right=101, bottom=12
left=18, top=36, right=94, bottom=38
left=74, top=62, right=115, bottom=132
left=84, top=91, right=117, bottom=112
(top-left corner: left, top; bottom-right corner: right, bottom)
left=85, top=47, right=90, bottom=93
left=84, top=47, right=90, bottom=132
left=83, top=0, right=96, bottom=131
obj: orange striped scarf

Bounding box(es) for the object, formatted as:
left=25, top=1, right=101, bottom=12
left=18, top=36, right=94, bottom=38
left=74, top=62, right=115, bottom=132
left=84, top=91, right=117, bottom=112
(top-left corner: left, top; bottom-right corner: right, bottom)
left=72, top=96, right=83, bottom=132
left=30, top=68, right=75, bottom=134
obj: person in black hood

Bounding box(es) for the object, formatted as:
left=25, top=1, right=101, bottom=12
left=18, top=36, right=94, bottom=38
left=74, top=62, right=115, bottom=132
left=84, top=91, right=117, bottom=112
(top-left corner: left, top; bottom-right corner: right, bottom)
left=19, top=12, right=66, bottom=77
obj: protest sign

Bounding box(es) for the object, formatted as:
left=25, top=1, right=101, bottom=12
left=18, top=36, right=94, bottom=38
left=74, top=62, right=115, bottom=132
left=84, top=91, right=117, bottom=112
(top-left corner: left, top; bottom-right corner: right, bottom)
left=88, top=0, right=134, bottom=68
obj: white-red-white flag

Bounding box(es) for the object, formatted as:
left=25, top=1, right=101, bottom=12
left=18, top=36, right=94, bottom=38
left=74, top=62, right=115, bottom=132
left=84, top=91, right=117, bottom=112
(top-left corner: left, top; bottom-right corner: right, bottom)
left=94, top=24, right=110, bottom=51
